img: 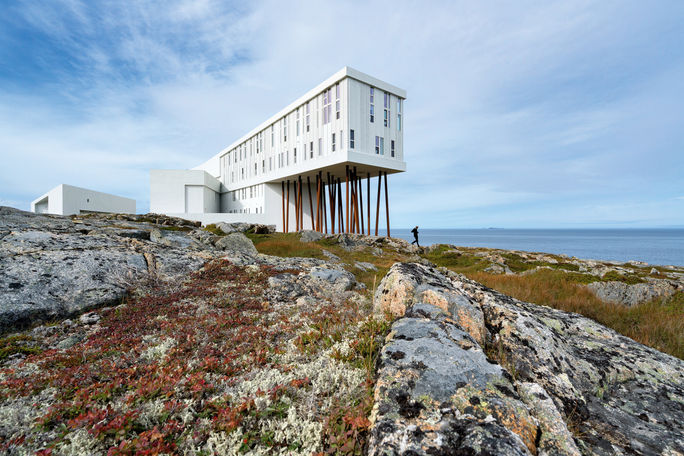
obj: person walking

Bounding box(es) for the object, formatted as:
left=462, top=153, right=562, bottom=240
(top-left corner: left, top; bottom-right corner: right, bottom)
left=411, top=225, right=420, bottom=247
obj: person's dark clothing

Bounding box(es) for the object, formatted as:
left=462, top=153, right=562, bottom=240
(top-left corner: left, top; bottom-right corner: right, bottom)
left=411, top=227, right=420, bottom=247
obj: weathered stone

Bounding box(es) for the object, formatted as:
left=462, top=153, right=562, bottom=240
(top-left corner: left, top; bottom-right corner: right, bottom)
left=214, top=232, right=258, bottom=256
left=299, top=230, right=324, bottom=243
left=369, top=302, right=539, bottom=455
left=0, top=207, right=216, bottom=333
left=374, top=262, right=487, bottom=346
left=353, top=261, right=377, bottom=272
left=587, top=279, right=678, bottom=306
left=370, top=262, right=684, bottom=456
left=446, top=269, right=684, bottom=456
left=309, top=266, right=355, bottom=292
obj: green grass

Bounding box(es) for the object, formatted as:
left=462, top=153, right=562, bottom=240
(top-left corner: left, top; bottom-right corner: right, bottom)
left=467, top=269, right=683, bottom=359
left=0, top=334, right=42, bottom=360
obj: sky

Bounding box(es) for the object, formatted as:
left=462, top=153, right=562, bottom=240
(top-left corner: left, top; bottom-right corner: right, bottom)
left=1, top=0, right=683, bottom=228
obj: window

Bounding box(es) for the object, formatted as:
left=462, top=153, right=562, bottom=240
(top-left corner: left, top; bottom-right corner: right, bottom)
left=294, top=147, right=297, bottom=163
left=262, top=159, right=265, bottom=172
left=310, top=141, right=313, bottom=158
left=384, top=109, right=389, bottom=127
left=306, top=102, right=310, bottom=132
left=391, top=140, right=395, bottom=157
left=397, top=99, right=402, bottom=131
left=296, top=109, right=300, bottom=136
left=335, top=83, right=340, bottom=120
left=269, top=157, right=272, bottom=171
left=323, top=88, right=332, bottom=124
left=332, top=133, right=336, bottom=152
left=349, top=129, right=355, bottom=149
left=380, top=137, right=384, bottom=155
left=271, top=125, right=274, bottom=146
left=283, top=117, right=287, bottom=142
left=254, top=163, right=257, bottom=175
left=318, top=138, right=322, bottom=156
left=375, top=136, right=379, bottom=154
left=234, top=150, right=237, bottom=163
left=340, top=130, right=343, bottom=149
left=370, top=87, right=375, bottom=123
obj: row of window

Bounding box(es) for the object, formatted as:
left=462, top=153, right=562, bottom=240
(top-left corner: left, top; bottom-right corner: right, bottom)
left=227, top=207, right=262, bottom=214
left=370, top=87, right=402, bottom=130
left=225, top=128, right=399, bottom=184
left=230, top=184, right=263, bottom=201
left=373, top=135, right=396, bottom=157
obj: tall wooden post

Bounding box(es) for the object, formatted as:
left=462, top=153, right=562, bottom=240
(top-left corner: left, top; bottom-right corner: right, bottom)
left=281, top=181, right=285, bottom=233
left=345, top=166, right=350, bottom=233
left=286, top=179, right=290, bottom=233
left=307, top=176, right=314, bottom=230
left=358, top=173, right=364, bottom=235
left=328, top=173, right=335, bottom=234
left=384, top=172, right=390, bottom=238
left=375, top=171, right=382, bottom=236
left=350, top=170, right=355, bottom=233
left=367, top=173, right=371, bottom=236
left=294, top=179, right=299, bottom=232
left=337, top=178, right=344, bottom=234
left=314, top=174, right=321, bottom=231
left=298, top=176, right=303, bottom=230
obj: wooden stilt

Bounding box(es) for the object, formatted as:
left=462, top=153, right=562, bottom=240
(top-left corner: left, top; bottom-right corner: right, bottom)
left=294, top=179, right=299, bottom=232
left=318, top=171, right=325, bottom=233
left=358, top=173, right=364, bottom=235
left=350, top=171, right=355, bottom=234
left=298, top=176, right=303, bottom=230
left=384, top=172, right=390, bottom=238
left=375, top=171, right=382, bottom=236
left=314, top=174, right=321, bottom=231
left=337, top=178, right=344, bottom=234
left=307, top=176, right=314, bottom=230
left=345, top=166, right=350, bottom=233
left=281, top=181, right=285, bottom=233
left=367, top=173, right=371, bottom=236
left=328, top=173, right=335, bottom=234
left=286, top=179, right=290, bottom=233
left=323, top=183, right=328, bottom=234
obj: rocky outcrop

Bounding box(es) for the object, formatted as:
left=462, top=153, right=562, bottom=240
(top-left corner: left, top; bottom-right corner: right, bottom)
left=369, top=262, right=684, bottom=456
left=0, top=207, right=231, bottom=333
left=587, top=279, right=680, bottom=306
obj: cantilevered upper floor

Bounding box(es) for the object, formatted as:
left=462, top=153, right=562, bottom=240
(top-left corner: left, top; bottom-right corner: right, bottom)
left=193, top=67, right=406, bottom=190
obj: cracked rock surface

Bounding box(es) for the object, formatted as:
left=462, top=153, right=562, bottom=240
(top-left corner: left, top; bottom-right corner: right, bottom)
left=370, top=262, right=684, bottom=456
left=0, top=207, right=222, bottom=333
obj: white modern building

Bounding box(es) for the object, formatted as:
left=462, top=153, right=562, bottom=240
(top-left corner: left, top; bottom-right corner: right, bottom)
left=151, top=67, right=406, bottom=234
left=31, top=184, right=136, bottom=216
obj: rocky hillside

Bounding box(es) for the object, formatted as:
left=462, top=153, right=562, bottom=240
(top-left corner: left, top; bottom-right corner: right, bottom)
left=0, top=207, right=682, bottom=455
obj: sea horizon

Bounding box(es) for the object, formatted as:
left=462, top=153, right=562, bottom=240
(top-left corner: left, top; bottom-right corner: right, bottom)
left=380, top=227, right=684, bottom=267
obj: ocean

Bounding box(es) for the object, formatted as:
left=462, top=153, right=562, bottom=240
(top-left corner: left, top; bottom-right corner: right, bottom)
left=383, top=228, right=684, bottom=267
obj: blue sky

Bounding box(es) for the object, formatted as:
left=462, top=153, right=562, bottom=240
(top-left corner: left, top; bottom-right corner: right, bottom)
left=1, top=0, right=683, bottom=228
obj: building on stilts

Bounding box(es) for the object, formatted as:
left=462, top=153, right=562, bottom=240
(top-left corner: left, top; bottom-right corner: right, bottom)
left=150, top=67, right=406, bottom=235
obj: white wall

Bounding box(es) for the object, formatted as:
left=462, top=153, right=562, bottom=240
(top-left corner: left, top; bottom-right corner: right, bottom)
left=30, top=184, right=135, bottom=215
left=150, top=170, right=221, bottom=214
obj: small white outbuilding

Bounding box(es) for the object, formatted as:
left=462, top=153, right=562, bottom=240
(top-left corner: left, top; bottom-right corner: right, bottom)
left=30, top=184, right=136, bottom=216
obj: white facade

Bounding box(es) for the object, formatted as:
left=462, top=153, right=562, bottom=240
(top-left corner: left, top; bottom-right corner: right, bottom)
left=151, top=67, right=406, bottom=232
left=31, top=184, right=136, bottom=216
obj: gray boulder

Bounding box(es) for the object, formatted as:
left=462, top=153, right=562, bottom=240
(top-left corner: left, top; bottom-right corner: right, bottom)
left=214, top=232, right=258, bottom=256
left=309, top=266, right=355, bottom=292
left=299, top=230, right=324, bottom=243
left=0, top=207, right=214, bottom=333
left=587, top=280, right=678, bottom=306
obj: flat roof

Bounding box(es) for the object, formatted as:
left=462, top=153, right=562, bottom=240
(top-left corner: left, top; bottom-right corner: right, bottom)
left=193, top=67, right=406, bottom=173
